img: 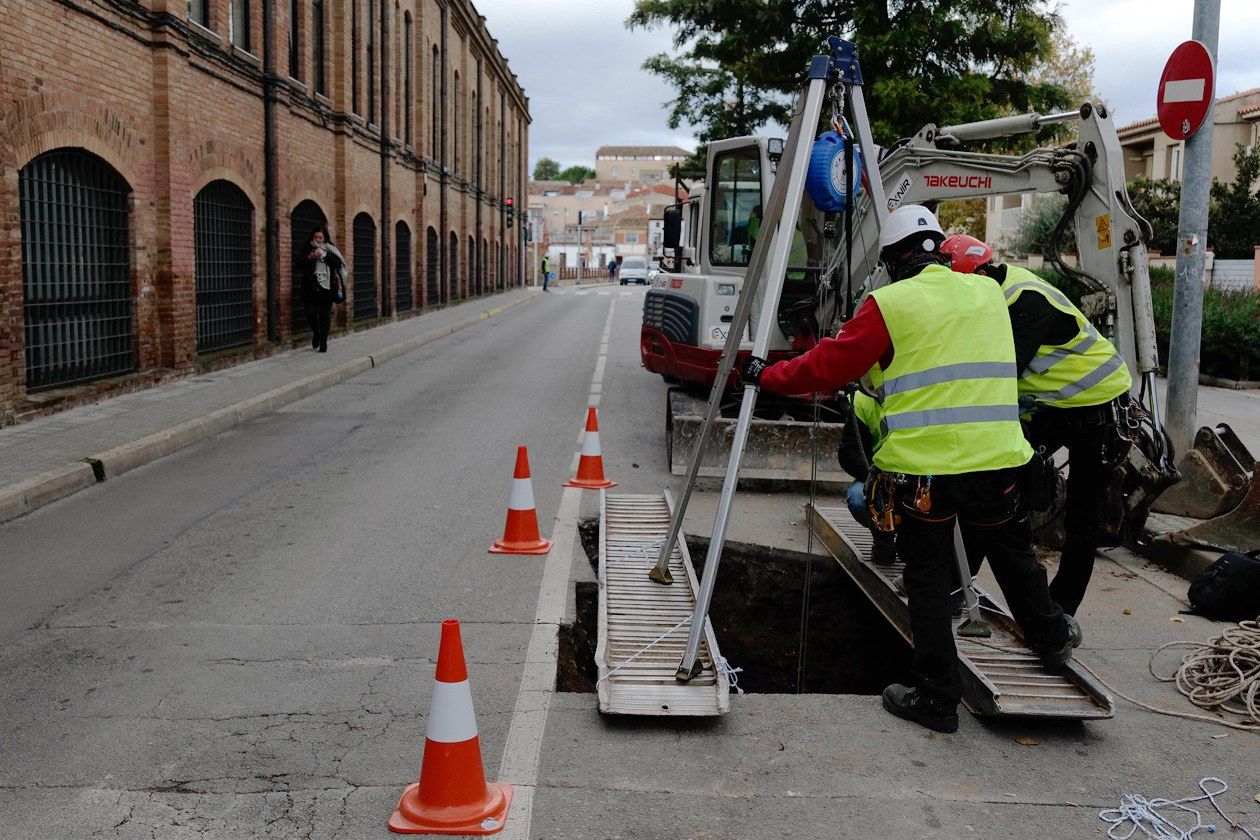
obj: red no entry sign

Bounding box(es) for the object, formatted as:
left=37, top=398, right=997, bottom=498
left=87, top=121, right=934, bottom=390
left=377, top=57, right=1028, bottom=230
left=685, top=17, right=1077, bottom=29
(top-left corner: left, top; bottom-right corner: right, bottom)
left=1157, top=40, right=1215, bottom=140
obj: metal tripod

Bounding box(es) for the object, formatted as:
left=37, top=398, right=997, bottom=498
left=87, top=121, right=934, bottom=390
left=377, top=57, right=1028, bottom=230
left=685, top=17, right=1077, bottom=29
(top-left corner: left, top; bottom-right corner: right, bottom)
left=649, top=39, right=891, bottom=682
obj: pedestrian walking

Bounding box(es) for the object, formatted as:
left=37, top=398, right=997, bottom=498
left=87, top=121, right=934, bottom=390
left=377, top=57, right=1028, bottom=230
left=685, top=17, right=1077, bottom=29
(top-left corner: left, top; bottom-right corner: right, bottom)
left=541, top=255, right=552, bottom=291
left=608, top=259, right=617, bottom=283
left=301, top=225, right=345, bottom=353
left=743, top=205, right=1079, bottom=734
left=941, top=234, right=1134, bottom=616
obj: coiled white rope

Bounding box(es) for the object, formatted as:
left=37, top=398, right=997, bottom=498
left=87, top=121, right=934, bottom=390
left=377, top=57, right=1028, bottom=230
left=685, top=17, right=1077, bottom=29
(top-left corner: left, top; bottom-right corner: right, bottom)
left=1149, top=619, right=1260, bottom=730
left=1098, top=777, right=1257, bottom=840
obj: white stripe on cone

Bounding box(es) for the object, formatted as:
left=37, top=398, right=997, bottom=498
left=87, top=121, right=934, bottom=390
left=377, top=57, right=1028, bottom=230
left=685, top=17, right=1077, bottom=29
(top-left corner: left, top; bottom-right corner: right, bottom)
left=581, top=430, right=601, bottom=457
left=508, top=477, right=535, bottom=511
left=425, top=679, right=480, bottom=743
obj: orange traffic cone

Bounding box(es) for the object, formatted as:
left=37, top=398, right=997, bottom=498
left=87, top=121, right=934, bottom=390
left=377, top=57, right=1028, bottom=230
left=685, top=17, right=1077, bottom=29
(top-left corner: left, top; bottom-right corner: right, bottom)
left=565, top=407, right=617, bottom=489
left=389, top=620, right=514, bottom=835
left=489, top=446, right=552, bottom=555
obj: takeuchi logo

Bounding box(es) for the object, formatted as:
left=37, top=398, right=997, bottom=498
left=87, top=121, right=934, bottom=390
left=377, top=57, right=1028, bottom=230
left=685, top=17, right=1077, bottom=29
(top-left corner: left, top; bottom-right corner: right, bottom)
left=923, top=174, right=993, bottom=190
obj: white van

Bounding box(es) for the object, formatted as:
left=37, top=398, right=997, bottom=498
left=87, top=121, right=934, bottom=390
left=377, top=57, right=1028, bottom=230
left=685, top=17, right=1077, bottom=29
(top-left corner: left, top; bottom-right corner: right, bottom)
left=619, top=256, right=649, bottom=285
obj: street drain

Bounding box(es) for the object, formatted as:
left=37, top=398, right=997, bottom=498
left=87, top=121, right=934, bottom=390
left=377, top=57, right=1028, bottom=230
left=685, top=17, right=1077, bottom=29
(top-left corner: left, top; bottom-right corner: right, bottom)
left=557, top=519, right=912, bottom=694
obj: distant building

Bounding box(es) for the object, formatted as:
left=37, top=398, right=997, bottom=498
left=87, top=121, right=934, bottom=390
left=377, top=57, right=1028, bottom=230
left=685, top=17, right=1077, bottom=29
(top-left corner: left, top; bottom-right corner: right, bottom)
left=594, top=145, right=690, bottom=184
left=986, top=88, right=1260, bottom=253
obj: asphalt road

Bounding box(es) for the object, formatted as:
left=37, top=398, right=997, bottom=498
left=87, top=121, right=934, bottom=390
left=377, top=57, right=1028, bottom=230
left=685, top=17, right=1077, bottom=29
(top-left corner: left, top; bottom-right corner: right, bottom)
left=3, top=282, right=1257, bottom=839
left=0, top=284, right=638, bottom=838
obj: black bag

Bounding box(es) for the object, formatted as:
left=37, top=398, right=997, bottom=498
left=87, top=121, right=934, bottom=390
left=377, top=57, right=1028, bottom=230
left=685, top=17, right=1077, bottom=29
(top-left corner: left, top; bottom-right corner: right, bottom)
left=1019, top=448, right=1057, bottom=513
left=1187, top=550, right=1260, bottom=622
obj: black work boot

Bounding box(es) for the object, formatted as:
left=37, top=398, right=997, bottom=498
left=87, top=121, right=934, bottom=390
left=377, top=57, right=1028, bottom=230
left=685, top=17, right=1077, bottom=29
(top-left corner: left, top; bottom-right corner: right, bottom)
left=881, top=684, right=959, bottom=733
left=1037, top=615, right=1083, bottom=668
left=870, top=536, right=897, bottom=566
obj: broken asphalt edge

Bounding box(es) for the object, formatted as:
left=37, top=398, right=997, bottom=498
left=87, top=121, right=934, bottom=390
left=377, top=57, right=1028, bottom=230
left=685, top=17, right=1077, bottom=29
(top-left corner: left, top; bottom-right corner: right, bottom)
left=0, top=292, right=541, bottom=525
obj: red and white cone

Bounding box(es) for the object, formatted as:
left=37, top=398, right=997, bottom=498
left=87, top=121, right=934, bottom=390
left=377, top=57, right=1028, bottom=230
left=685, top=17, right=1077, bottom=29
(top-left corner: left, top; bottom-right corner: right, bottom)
left=389, top=620, right=513, bottom=835
left=489, top=446, right=552, bottom=555
left=565, top=407, right=617, bottom=489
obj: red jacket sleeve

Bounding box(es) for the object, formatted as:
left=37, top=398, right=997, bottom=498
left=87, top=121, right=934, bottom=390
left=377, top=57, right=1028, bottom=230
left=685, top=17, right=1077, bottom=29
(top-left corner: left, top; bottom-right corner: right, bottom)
left=759, top=298, right=892, bottom=395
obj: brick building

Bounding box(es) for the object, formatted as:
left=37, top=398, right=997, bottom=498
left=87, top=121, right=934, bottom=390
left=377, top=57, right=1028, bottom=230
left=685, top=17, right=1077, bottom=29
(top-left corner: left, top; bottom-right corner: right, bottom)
left=0, top=0, right=529, bottom=423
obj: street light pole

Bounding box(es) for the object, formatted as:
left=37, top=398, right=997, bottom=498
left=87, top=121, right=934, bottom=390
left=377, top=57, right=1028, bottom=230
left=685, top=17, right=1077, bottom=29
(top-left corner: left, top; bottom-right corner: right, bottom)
left=1165, top=0, right=1221, bottom=457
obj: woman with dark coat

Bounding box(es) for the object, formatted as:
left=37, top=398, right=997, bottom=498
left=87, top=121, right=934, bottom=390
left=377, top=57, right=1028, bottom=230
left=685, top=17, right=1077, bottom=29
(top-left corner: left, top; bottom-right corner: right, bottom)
left=301, top=225, right=344, bottom=352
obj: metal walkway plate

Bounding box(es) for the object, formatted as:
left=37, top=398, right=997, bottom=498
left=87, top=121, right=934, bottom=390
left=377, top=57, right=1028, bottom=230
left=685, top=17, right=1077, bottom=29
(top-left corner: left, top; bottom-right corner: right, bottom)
left=596, top=491, right=729, bottom=716
left=807, top=503, right=1114, bottom=720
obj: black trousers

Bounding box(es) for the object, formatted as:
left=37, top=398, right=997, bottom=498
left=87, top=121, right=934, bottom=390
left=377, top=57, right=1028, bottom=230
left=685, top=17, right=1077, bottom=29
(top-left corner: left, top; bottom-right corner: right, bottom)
left=1026, top=403, right=1114, bottom=615
left=894, top=468, right=1068, bottom=705
left=305, top=286, right=333, bottom=347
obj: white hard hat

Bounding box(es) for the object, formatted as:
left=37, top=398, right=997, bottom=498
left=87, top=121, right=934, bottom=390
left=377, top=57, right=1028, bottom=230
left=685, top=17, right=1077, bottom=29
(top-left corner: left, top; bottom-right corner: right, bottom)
left=878, top=204, right=945, bottom=251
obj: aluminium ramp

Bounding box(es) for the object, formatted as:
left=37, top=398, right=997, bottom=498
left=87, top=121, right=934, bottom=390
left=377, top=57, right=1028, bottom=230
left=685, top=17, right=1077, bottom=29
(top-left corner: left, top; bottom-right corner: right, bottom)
left=806, top=503, right=1114, bottom=720
left=596, top=491, right=730, bottom=716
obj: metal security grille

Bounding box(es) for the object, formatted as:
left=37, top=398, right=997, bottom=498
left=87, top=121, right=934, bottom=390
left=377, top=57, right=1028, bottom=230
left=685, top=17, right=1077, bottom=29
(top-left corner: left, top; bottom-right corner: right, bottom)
left=194, top=181, right=254, bottom=352
left=395, top=222, right=413, bottom=312
left=353, top=213, right=378, bottom=320
left=20, top=149, right=134, bottom=391
left=449, top=232, right=459, bottom=300
left=425, top=227, right=439, bottom=306
left=290, top=200, right=327, bottom=334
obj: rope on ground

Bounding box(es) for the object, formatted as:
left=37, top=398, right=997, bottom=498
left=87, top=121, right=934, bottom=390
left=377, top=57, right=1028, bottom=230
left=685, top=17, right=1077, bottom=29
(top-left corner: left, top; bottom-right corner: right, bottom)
left=1148, top=618, right=1260, bottom=730
left=595, top=617, right=690, bottom=686
left=1098, top=777, right=1258, bottom=840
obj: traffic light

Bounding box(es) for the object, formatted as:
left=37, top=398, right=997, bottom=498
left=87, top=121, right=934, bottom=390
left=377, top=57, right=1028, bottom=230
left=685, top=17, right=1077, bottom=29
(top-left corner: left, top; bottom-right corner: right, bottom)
left=505, top=197, right=514, bottom=228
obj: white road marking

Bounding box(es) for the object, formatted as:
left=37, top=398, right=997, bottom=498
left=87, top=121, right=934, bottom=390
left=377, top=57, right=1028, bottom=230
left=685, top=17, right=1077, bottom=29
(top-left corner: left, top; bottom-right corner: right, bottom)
left=597, top=291, right=612, bottom=296
left=575, top=291, right=589, bottom=296
left=497, top=299, right=615, bottom=839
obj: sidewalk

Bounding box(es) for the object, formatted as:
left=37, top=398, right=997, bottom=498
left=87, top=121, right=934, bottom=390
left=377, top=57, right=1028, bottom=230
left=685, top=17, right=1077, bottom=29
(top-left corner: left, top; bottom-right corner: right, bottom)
left=0, top=289, right=539, bottom=522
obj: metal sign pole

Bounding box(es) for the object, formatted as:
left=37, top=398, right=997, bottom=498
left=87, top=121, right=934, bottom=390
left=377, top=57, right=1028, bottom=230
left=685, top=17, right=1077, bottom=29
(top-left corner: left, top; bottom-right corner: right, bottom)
left=675, top=60, right=833, bottom=681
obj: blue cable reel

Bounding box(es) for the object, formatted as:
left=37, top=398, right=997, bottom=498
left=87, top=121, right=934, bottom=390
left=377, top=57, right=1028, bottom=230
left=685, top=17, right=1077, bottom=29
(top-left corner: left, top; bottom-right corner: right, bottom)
left=805, top=130, right=864, bottom=213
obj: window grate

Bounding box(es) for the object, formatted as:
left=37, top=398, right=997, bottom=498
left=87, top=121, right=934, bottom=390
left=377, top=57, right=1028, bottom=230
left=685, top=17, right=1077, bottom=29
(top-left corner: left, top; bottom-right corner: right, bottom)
left=425, top=227, right=439, bottom=306
left=20, top=149, right=134, bottom=391
left=395, top=221, right=413, bottom=312
left=353, top=213, right=378, bottom=320
left=290, top=200, right=327, bottom=334
left=194, top=181, right=255, bottom=353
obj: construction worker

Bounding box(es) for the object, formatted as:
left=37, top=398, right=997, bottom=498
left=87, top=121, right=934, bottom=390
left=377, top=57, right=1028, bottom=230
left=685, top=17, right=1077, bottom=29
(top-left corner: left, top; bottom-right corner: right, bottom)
left=940, top=235, right=1133, bottom=616
left=742, top=205, right=1079, bottom=734
left=837, top=389, right=897, bottom=565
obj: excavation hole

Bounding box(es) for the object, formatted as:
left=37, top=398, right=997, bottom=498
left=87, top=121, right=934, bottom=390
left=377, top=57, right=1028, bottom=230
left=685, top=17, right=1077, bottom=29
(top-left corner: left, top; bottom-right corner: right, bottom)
left=557, top=523, right=912, bottom=694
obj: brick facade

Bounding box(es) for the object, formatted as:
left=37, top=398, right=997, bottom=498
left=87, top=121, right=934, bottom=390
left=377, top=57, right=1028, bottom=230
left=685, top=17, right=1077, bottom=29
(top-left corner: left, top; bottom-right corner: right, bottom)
left=0, top=0, right=529, bottom=424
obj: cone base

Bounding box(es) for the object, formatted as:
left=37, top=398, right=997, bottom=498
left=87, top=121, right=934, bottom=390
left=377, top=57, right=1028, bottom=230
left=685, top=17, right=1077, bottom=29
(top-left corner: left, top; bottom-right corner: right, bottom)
left=489, top=537, right=552, bottom=555
left=389, top=781, right=513, bottom=835
left=564, top=477, right=617, bottom=489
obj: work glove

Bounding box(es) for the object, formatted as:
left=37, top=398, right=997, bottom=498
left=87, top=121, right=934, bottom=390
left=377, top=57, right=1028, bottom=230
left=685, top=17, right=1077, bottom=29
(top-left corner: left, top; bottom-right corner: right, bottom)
left=740, top=355, right=769, bottom=387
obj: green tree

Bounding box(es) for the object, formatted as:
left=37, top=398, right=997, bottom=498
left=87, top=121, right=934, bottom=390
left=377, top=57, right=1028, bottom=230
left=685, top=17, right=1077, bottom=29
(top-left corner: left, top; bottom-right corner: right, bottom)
left=1003, top=194, right=1074, bottom=258
left=628, top=0, right=1077, bottom=147
left=1127, top=176, right=1180, bottom=256
left=559, top=165, right=597, bottom=184
left=533, top=157, right=561, bottom=181
left=1209, top=143, right=1260, bottom=259
left=937, top=198, right=987, bottom=240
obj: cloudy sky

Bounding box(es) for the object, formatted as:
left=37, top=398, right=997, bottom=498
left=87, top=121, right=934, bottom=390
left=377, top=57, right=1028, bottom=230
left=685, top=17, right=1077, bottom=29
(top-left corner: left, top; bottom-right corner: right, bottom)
left=475, top=0, right=1260, bottom=172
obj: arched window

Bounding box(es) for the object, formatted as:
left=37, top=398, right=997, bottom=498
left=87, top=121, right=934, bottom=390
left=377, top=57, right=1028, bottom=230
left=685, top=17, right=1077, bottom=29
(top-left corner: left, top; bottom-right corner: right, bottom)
left=468, top=236, right=476, bottom=297
left=448, top=231, right=458, bottom=301
left=395, top=220, right=412, bottom=312
left=20, top=149, right=134, bottom=390
left=194, top=180, right=254, bottom=352
left=498, top=242, right=504, bottom=293
left=425, top=226, right=439, bottom=307
left=290, top=199, right=327, bottom=334
left=353, top=213, right=377, bottom=320
left=481, top=238, right=488, bottom=294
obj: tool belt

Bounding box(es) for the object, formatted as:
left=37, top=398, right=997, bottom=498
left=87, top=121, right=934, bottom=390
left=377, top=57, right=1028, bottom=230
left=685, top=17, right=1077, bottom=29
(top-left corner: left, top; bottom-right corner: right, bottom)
left=865, top=470, right=939, bottom=532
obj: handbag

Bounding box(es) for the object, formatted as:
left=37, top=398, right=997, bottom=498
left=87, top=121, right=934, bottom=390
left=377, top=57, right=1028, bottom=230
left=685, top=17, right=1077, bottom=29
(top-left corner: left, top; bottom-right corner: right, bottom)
left=1187, top=550, right=1260, bottom=622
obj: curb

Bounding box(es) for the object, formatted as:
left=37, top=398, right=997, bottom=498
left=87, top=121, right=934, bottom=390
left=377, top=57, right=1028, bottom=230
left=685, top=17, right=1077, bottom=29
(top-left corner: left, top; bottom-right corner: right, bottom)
left=0, top=292, right=539, bottom=524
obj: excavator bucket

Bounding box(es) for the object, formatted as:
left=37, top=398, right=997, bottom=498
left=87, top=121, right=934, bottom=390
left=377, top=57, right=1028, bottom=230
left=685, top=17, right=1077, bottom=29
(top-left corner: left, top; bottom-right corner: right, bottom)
left=1162, top=459, right=1260, bottom=554
left=1152, top=424, right=1252, bottom=519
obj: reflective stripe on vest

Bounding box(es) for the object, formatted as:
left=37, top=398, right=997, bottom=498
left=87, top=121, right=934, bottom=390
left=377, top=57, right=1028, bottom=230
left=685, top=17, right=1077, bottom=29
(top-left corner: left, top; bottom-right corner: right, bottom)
left=877, top=361, right=1018, bottom=400
left=882, top=404, right=1022, bottom=433
left=1001, top=268, right=1131, bottom=409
